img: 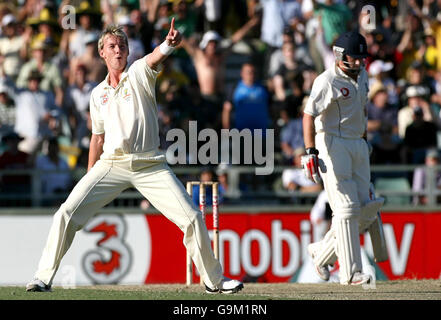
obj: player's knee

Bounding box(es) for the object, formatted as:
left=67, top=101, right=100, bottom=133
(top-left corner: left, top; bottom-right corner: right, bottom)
left=56, top=204, right=83, bottom=231
left=188, top=208, right=203, bottom=224
left=333, top=204, right=361, bottom=219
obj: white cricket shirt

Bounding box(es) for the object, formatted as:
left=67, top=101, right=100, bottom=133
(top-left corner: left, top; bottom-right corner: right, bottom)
left=304, top=64, right=369, bottom=139
left=90, top=57, right=163, bottom=160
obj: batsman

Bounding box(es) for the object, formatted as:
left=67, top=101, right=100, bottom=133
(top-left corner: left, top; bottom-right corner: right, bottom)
left=302, top=31, right=388, bottom=285
left=26, top=20, right=243, bottom=294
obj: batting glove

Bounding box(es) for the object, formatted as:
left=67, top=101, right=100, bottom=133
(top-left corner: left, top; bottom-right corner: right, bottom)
left=301, top=148, right=322, bottom=184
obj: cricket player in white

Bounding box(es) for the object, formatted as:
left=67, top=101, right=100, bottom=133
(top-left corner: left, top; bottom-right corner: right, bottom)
left=26, top=21, right=243, bottom=294
left=302, top=31, right=380, bottom=285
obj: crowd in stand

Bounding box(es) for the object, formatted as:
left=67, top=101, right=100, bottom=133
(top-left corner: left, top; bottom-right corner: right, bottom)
left=0, top=0, right=441, bottom=205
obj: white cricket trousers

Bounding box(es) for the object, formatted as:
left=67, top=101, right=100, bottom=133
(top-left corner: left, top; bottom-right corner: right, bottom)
left=34, top=158, right=223, bottom=288
left=315, top=133, right=371, bottom=284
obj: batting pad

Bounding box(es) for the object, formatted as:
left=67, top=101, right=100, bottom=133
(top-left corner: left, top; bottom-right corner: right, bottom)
left=368, top=212, right=389, bottom=262
left=334, top=214, right=363, bottom=285
left=359, top=198, right=384, bottom=232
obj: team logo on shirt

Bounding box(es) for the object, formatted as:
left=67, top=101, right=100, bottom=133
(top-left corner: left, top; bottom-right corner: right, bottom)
left=340, top=87, right=350, bottom=97
left=122, top=88, right=131, bottom=101
left=100, top=93, right=109, bottom=105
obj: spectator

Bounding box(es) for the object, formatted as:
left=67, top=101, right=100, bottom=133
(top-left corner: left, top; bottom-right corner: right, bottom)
left=302, top=0, right=325, bottom=73
left=63, top=63, right=95, bottom=149
left=432, top=70, right=441, bottom=116
left=26, top=7, right=61, bottom=49
left=367, top=81, right=402, bottom=165
left=403, top=106, right=438, bottom=164
left=214, top=162, right=248, bottom=199
left=167, top=0, right=198, bottom=39
left=424, top=4, right=441, bottom=71
left=158, top=107, right=175, bottom=152
left=181, top=17, right=260, bottom=129
left=118, top=15, right=146, bottom=67
left=129, top=8, right=155, bottom=54
left=13, top=69, right=58, bottom=155
left=272, top=40, right=305, bottom=102
left=366, top=81, right=400, bottom=143
left=312, top=18, right=335, bottom=71
left=370, top=123, right=403, bottom=165
left=153, top=0, right=173, bottom=47
left=156, top=55, right=190, bottom=105
left=0, top=14, right=26, bottom=82
left=281, top=146, right=322, bottom=198
left=312, top=0, right=352, bottom=47
left=35, top=138, right=72, bottom=204
left=259, top=0, right=302, bottom=52
left=200, top=0, right=249, bottom=36
left=68, top=1, right=101, bottom=59
left=421, top=27, right=438, bottom=75
left=268, top=29, right=314, bottom=79
left=404, top=61, right=433, bottom=97
left=16, top=37, right=64, bottom=107
left=68, top=32, right=107, bottom=85
left=412, top=148, right=441, bottom=205
left=0, top=81, right=15, bottom=138
left=0, top=131, right=32, bottom=201
left=222, top=62, right=270, bottom=132
left=368, top=59, right=398, bottom=106
left=17, top=0, right=46, bottom=22
left=215, top=162, right=229, bottom=196
left=396, top=14, right=421, bottom=80
left=164, top=0, right=199, bottom=80
left=398, top=84, right=437, bottom=139
left=280, top=102, right=304, bottom=163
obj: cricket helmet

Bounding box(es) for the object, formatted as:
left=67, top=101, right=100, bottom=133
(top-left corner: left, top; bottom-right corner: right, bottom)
left=333, top=31, right=368, bottom=73
left=333, top=31, right=368, bottom=59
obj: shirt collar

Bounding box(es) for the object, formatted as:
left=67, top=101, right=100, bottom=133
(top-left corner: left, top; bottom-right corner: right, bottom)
left=334, top=63, right=365, bottom=84
left=334, top=63, right=350, bottom=80
left=103, top=66, right=129, bottom=90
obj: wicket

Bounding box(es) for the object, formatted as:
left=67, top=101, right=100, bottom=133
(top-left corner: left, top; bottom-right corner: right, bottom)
left=185, top=181, right=220, bottom=285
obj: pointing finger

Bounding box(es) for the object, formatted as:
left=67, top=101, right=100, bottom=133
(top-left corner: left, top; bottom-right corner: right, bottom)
left=170, top=17, right=175, bottom=33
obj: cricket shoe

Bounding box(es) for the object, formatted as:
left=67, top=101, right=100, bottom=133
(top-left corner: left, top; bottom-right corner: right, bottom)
left=349, top=272, right=372, bottom=286
left=26, top=278, right=52, bottom=292
left=307, top=243, right=330, bottom=281
left=205, top=277, right=244, bottom=294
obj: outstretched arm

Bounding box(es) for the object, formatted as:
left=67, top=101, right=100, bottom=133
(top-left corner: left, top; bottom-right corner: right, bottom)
left=230, top=16, right=260, bottom=45
left=180, top=36, right=199, bottom=58
left=222, top=16, right=260, bottom=55
left=146, top=18, right=182, bottom=70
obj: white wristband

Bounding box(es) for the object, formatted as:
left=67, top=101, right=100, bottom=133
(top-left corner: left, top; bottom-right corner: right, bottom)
left=159, top=41, right=175, bottom=55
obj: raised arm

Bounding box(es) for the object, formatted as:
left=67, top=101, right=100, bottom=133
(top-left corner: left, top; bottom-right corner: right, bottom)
left=230, top=16, right=260, bottom=44
left=146, top=17, right=182, bottom=70
left=180, top=36, right=199, bottom=58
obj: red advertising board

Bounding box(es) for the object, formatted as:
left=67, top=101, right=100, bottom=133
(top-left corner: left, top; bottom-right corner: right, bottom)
left=144, top=212, right=441, bottom=283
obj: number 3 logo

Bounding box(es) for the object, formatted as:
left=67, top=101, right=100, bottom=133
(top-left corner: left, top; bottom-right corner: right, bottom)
left=82, top=215, right=132, bottom=284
